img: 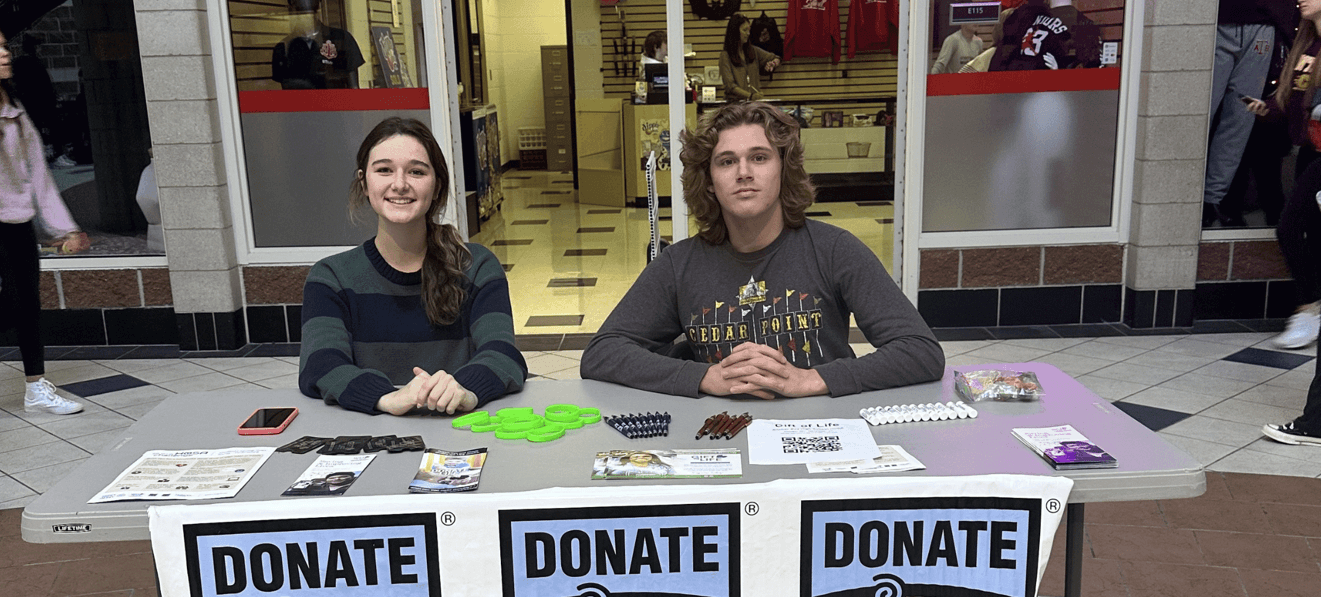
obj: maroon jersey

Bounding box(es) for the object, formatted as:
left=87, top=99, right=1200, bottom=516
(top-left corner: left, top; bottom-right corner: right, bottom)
left=846, top=0, right=891, bottom=58
left=785, top=0, right=841, bottom=63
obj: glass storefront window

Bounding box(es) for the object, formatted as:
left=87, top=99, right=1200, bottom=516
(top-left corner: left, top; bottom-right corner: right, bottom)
left=225, top=0, right=433, bottom=248
left=922, top=0, right=1126, bottom=233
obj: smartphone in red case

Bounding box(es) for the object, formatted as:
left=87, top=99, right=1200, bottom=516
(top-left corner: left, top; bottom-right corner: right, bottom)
left=237, top=407, right=299, bottom=435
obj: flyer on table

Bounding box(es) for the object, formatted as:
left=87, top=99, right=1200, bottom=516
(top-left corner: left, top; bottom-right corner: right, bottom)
left=747, top=419, right=882, bottom=464
left=89, top=447, right=274, bottom=503
left=591, top=448, right=742, bottom=479
left=806, top=445, right=926, bottom=474
left=282, top=453, right=375, bottom=496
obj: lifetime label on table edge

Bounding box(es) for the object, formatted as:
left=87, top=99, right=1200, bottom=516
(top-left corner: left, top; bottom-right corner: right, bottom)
left=53, top=523, right=92, bottom=533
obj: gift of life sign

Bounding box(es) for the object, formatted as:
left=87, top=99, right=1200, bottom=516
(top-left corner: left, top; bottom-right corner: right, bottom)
left=801, top=497, right=1043, bottom=597
left=499, top=503, right=739, bottom=597
left=183, top=514, right=440, bottom=597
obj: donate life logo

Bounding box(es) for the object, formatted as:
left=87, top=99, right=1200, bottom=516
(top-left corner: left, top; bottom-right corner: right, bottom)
left=800, top=497, right=1041, bottom=597
left=499, top=503, right=740, bottom=597
left=182, top=513, right=440, bottom=597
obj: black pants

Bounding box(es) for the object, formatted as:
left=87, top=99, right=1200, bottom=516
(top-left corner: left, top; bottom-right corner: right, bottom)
left=1278, top=148, right=1321, bottom=306
left=0, top=221, right=44, bottom=377
left=1297, top=356, right=1321, bottom=432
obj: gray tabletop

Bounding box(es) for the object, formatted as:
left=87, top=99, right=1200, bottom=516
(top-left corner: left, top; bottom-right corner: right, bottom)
left=22, top=363, right=1204, bottom=543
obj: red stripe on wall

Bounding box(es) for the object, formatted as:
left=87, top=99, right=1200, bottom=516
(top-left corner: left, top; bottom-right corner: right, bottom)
left=238, top=89, right=431, bottom=113
left=927, top=68, right=1122, bottom=96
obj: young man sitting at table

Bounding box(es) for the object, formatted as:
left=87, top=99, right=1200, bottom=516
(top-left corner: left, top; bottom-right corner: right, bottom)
left=581, top=102, right=945, bottom=398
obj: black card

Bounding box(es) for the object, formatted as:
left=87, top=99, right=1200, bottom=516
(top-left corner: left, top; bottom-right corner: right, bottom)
left=365, top=435, right=398, bottom=453
left=318, top=435, right=372, bottom=455
left=277, top=436, right=332, bottom=454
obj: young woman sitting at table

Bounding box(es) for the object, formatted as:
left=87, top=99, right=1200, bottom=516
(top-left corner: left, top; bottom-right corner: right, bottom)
left=299, top=117, right=526, bottom=416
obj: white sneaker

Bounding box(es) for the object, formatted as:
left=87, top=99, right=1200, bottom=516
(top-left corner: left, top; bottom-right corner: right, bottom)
left=1271, top=307, right=1321, bottom=350
left=24, top=378, right=83, bottom=415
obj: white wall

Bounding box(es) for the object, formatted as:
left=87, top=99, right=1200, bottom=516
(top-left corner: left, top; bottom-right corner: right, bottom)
left=571, top=0, right=604, bottom=100
left=481, top=0, right=567, bottom=164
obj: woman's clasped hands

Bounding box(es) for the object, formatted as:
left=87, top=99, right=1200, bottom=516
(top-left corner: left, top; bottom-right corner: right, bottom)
left=376, top=367, right=477, bottom=416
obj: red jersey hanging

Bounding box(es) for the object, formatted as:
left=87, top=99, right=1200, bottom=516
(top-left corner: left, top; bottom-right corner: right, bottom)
left=785, top=0, right=841, bottom=63
left=846, top=0, right=891, bottom=58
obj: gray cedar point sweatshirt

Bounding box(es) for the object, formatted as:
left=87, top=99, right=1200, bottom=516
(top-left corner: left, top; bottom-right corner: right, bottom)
left=582, top=220, right=945, bottom=397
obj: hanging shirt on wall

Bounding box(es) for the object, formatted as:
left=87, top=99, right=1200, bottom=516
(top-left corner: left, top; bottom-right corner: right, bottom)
left=991, top=4, right=1071, bottom=71
left=846, top=0, right=890, bottom=58
left=785, top=0, right=841, bottom=64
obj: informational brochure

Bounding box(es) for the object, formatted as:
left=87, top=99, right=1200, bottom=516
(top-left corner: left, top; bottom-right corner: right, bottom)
left=282, top=454, right=375, bottom=496
left=88, top=447, right=274, bottom=504
left=592, top=449, right=742, bottom=479
left=746, top=419, right=882, bottom=465
left=806, top=445, right=927, bottom=474
left=409, top=448, right=488, bottom=493
left=1012, top=424, right=1117, bottom=470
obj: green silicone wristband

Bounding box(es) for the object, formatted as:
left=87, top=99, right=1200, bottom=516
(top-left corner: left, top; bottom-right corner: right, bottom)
left=500, top=416, right=545, bottom=432
left=451, top=411, right=490, bottom=429
left=577, top=407, right=601, bottom=424
left=497, top=407, right=535, bottom=419
left=471, top=419, right=503, bottom=433
left=494, top=428, right=530, bottom=440
left=545, top=410, right=579, bottom=423
left=527, top=424, right=566, bottom=442
left=560, top=418, right=585, bottom=430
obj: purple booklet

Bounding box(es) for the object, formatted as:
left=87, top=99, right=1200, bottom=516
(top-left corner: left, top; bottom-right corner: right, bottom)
left=1012, top=425, right=1117, bottom=470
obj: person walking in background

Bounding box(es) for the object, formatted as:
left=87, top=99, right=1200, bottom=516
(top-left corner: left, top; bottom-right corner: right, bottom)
left=1204, top=0, right=1294, bottom=227
left=931, top=24, right=983, bottom=74
left=1246, top=0, right=1321, bottom=350
left=0, top=32, right=89, bottom=415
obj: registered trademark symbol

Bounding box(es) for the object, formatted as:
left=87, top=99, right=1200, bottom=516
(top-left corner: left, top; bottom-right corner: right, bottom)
left=441, top=512, right=456, bottom=526
left=1045, top=499, right=1061, bottom=514
left=744, top=502, right=759, bottom=516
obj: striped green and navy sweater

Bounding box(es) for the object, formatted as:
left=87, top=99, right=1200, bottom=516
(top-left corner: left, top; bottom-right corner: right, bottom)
left=298, top=239, right=527, bottom=414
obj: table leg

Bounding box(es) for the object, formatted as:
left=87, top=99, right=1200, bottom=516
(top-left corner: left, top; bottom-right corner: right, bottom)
left=1064, top=503, right=1084, bottom=597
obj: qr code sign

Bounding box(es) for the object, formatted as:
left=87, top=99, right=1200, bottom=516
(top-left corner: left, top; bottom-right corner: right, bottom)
left=781, top=436, right=842, bottom=453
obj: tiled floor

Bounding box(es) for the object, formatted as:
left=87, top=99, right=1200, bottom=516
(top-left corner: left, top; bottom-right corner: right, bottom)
left=1, top=330, right=1320, bottom=595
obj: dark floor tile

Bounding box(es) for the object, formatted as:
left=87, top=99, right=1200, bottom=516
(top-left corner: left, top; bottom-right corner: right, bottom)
left=1084, top=499, right=1167, bottom=527
left=1038, top=556, right=1129, bottom=597
left=246, top=343, right=302, bottom=357
left=806, top=211, right=831, bottom=217
left=61, top=374, right=149, bottom=398
left=525, top=315, right=585, bottom=327
left=988, top=326, right=1062, bottom=340
left=1194, top=529, right=1317, bottom=571
left=42, top=346, right=76, bottom=360
left=1223, top=347, right=1314, bottom=370
left=855, top=200, right=892, bottom=206
left=577, top=227, right=615, bottom=233
left=1191, top=320, right=1256, bottom=334
left=1086, top=524, right=1204, bottom=564
left=491, top=239, right=534, bottom=246
left=1239, top=318, right=1288, bottom=333
left=932, top=327, right=995, bottom=341
left=1222, top=472, right=1321, bottom=506
left=0, top=347, right=16, bottom=360
left=503, top=264, right=515, bottom=272
left=118, top=345, right=182, bottom=359
left=0, top=559, right=59, bottom=595
left=49, top=551, right=157, bottom=595
left=1163, top=497, right=1271, bottom=533
left=511, top=219, right=549, bottom=225
left=1117, top=560, right=1245, bottom=597
left=515, top=334, right=564, bottom=351
left=875, top=218, right=894, bottom=224
left=1050, top=323, right=1127, bottom=338
left=564, top=249, right=607, bottom=257
left=547, top=278, right=597, bottom=288
left=1112, top=401, right=1192, bottom=431
left=54, top=345, right=137, bottom=360
left=1239, top=567, right=1321, bottom=597
left=587, top=209, right=621, bottom=214
left=561, top=333, right=595, bottom=350
left=1262, top=502, right=1321, bottom=538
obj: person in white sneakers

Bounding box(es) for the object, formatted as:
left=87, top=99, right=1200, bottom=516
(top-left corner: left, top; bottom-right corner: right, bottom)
left=1272, top=302, right=1320, bottom=349
left=0, top=33, right=84, bottom=415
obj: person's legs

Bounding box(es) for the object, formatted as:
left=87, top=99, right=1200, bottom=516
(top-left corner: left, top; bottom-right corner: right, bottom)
left=1263, top=356, right=1321, bottom=444
left=0, top=222, right=82, bottom=415
left=1270, top=152, right=1321, bottom=348
left=1205, top=24, right=1274, bottom=220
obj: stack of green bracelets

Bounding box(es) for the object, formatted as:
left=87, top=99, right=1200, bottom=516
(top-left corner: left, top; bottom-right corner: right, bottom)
left=450, top=405, right=601, bottom=443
